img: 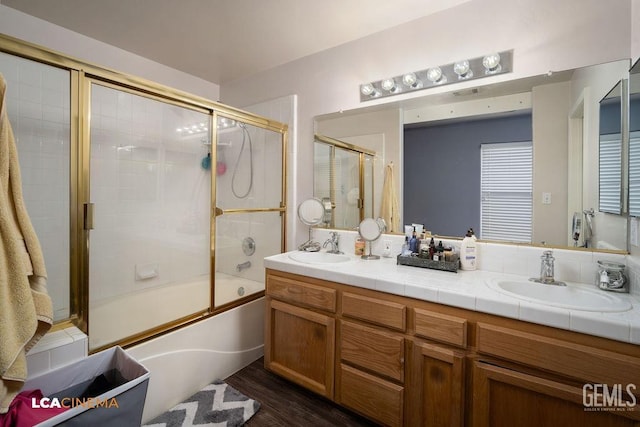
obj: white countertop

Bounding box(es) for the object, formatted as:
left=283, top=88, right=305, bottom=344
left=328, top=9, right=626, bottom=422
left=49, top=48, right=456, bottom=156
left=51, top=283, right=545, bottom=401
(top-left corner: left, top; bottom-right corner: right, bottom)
left=265, top=250, right=640, bottom=345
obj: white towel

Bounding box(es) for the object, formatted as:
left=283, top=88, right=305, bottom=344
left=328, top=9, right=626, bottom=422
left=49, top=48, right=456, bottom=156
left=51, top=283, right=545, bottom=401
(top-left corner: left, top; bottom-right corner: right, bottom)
left=380, top=162, right=400, bottom=233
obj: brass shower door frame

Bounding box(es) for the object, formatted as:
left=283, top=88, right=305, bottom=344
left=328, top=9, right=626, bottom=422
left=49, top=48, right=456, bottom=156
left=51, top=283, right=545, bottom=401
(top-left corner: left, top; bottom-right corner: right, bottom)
left=0, top=33, right=288, bottom=352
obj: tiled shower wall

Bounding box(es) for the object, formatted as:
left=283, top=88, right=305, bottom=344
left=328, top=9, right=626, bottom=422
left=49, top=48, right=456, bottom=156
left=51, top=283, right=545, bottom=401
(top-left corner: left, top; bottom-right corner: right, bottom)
left=0, top=52, right=71, bottom=320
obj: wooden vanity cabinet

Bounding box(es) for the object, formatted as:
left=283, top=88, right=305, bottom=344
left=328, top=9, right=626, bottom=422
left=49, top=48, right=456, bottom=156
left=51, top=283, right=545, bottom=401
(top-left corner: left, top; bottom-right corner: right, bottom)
left=264, top=275, right=337, bottom=398
left=472, top=361, right=640, bottom=427
left=472, top=322, right=640, bottom=427
left=265, top=269, right=640, bottom=426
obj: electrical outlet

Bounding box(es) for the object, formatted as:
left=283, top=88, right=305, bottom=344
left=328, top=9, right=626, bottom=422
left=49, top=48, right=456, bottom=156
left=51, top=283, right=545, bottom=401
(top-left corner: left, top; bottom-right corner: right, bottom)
left=542, top=192, right=552, bottom=205
left=383, top=240, right=392, bottom=257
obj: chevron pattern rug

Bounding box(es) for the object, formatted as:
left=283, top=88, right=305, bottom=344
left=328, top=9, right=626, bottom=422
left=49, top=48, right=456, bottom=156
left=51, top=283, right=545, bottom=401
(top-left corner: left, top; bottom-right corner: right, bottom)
left=144, top=380, right=260, bottom=427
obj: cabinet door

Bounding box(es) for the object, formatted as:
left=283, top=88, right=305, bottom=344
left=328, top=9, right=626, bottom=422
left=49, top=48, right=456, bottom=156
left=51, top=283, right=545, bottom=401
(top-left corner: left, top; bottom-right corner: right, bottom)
left=339, top=363, right=404, bottom=427
left=407, top=341, right=465, bottom=427
left=472, top=361, right=640, bottom=427
left=264, top=298, right=335, bottom=398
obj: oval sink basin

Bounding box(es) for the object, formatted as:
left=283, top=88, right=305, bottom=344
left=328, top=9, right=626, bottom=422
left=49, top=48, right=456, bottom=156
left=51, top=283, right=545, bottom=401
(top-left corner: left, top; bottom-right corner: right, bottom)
left=288, top=251, right=351, bottom=265
left=486, top=279, right=632, bottom=312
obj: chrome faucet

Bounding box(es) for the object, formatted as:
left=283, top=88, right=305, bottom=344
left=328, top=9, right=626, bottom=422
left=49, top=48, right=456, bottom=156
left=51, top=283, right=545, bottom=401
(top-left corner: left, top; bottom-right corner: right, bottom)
left=236, top=261, right=251, bottom=272
left=530, top=250, right=566, bottom=286
left=323, top=231, right=342, bottom=254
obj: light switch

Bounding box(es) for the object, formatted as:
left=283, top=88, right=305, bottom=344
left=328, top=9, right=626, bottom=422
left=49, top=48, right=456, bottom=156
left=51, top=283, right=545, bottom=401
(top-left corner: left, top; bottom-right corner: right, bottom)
left=542, top=192, right=552, bottom=205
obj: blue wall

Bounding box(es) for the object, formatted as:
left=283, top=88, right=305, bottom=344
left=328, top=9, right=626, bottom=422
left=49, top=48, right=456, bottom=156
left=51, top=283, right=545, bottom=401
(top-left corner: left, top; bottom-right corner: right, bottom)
left=403, top=112, right=532, bottom=237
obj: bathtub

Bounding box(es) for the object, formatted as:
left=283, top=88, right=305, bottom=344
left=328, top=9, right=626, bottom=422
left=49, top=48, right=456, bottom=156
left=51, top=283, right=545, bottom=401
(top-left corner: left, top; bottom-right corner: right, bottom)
left=90, top=273, right=264, bottom=349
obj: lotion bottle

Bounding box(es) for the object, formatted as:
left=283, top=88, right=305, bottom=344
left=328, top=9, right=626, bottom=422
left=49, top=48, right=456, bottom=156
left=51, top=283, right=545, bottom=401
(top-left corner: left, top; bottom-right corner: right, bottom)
left=460, top=229, right=477, bottom=270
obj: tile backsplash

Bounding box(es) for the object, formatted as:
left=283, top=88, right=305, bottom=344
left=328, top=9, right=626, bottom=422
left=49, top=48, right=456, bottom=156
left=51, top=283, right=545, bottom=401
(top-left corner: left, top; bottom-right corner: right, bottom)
left=310, top=228, right=637, bottom=295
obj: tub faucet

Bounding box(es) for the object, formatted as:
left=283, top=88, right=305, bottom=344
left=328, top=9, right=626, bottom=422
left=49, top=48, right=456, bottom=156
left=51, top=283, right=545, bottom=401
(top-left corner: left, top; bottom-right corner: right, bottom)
left=530, top=250, right=566, bottom=286
left=236, top=261, right=251, bottom=272
left=323, top=232, right=342, bottom=254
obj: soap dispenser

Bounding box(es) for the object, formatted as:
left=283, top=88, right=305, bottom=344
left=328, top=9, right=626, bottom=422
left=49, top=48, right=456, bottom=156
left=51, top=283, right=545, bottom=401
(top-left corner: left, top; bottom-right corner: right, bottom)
left=460, top=229, right=477, bottom=270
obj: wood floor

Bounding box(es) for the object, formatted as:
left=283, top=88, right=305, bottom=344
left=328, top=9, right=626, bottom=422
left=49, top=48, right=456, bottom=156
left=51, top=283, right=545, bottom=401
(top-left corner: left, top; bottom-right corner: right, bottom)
left=224, top=357, right=377, bottom=426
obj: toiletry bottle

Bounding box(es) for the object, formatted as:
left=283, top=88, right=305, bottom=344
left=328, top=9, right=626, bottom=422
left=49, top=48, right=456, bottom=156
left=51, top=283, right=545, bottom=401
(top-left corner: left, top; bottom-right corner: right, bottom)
left=409, top=227, right=418, bottom=253
left=401, top=236, right=411, bottom=256
left=355, top=238, right=365, bottom=256
left=460, top=229, right=477, bottom=270
left=436, top=240, right=445, bottom=261
left=428, top=237, right=435, bottom=260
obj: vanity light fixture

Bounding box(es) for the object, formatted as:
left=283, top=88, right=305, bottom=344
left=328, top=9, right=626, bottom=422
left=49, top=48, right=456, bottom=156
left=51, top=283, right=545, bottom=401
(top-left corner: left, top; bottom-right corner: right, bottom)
left=359, top=50, right=513, bottom=102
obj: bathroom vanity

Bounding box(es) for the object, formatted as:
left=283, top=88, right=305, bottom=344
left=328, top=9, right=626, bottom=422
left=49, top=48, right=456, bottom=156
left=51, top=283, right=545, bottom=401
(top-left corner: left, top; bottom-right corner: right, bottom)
left=264, top=251, right=640, bottom=427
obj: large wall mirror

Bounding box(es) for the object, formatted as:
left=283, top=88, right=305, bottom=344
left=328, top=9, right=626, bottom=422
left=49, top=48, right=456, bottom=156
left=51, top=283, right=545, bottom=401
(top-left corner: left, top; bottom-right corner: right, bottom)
left=315, top=59, right=631, bottom=253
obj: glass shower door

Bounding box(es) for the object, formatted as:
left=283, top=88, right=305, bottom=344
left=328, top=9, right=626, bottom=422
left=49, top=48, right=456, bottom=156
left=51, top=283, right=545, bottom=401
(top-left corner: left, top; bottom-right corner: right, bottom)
left=213, top=115, right=285, bottom=308
left=88, top=81, right=212, bottom=350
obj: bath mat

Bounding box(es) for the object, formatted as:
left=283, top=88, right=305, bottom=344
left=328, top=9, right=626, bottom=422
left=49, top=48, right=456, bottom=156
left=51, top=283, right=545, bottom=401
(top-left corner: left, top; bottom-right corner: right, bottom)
left=144, top=380, right=260, bottom=427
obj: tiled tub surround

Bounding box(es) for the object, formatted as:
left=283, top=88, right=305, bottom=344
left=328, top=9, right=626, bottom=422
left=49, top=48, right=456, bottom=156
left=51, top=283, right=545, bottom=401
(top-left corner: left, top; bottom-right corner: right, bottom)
left=266, top=229, right=640, bottom=345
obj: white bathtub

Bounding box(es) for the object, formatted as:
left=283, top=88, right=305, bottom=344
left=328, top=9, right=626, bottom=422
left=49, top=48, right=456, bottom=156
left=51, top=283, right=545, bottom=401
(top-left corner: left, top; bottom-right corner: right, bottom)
left=90, top=273, right=264, bottom=350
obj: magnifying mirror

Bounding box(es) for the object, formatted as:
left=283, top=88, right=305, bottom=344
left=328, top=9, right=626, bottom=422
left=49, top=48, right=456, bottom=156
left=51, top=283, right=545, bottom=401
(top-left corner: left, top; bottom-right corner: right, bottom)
left=297, top=198, right=324, bottom=251
left=359, top=217, right=384, bottom=260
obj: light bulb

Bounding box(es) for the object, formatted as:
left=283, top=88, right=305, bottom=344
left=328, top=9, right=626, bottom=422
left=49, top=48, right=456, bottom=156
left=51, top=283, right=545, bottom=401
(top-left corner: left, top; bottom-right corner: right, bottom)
left=381, top=78, right=397, bottom=92
left=483, top=53, right=501, bottom=73
left=361, top=83, right=377, bottom=96
left=426, top=67, right=446, bottom=84
left=453, top=60, right=472, bottom=79
left=402, top=73, right=418, bottom=87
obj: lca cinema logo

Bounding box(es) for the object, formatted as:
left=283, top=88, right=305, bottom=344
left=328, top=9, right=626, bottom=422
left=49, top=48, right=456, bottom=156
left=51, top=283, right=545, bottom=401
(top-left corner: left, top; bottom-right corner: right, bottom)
left=583, top=383, right=637, bottom=412
left=31, top=396, right=120, bottom=409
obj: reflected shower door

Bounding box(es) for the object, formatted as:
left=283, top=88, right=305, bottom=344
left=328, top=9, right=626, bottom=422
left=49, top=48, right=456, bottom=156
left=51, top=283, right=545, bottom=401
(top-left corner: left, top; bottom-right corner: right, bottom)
left=334, top=146, right=360, bottom=229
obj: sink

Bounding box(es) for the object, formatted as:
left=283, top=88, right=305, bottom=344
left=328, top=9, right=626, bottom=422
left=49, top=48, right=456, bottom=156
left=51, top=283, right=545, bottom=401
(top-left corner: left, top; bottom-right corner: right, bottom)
left=486, top=279, right=632, bottom=312
left=288, top=251, right=351, bottom=265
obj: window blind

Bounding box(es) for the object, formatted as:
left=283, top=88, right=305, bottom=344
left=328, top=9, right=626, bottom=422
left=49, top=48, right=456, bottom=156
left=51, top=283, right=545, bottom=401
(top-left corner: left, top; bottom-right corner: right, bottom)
left=598, top=133, right=622, bottom=214
left=480, top=141, right=532, bottom=243
left=629, top=131, right=640, bottom=216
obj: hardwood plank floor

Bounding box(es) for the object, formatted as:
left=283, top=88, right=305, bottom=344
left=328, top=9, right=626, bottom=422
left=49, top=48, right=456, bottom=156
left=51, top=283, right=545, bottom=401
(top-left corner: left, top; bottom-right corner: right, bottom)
left=225, top=357, right=377, bottom=426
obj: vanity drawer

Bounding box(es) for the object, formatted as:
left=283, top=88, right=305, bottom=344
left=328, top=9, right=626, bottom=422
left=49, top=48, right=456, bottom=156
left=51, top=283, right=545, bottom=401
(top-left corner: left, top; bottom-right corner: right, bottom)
left=338, top=363, right=404, bottom=427
left=266, top=274, right=336, bottom=313
left=414, top=308, right=467, bottom=348
left=476, top=323, right=640, bottom=386
left=342, top=292, right=406, bottom=331
left=340, top=320, right=404, bottom=382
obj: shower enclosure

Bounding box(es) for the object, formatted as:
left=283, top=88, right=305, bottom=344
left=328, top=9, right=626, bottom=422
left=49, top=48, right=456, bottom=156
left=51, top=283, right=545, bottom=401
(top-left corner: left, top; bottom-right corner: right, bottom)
left=1, top=35, right=287, bottom=352
left=86, top=81, right=286, bottom=350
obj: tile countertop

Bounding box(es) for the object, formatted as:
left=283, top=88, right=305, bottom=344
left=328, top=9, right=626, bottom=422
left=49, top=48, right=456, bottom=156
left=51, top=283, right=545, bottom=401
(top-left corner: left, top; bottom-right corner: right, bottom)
left=264, top=250, right=640, bottom=346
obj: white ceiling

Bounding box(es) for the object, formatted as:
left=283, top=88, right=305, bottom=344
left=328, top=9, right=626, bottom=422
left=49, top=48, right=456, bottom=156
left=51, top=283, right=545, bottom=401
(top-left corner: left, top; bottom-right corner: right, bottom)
left=1, top=0, right=470, bottom=84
